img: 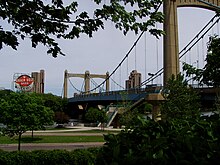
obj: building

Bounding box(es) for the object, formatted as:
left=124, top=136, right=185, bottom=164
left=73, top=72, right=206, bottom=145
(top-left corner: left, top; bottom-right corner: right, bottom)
left=31, top=70, right=45, bottom=94
left=125, top=70, right=141, bottom=89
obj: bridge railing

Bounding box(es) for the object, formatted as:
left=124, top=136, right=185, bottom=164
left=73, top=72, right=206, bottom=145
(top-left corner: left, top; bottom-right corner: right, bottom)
left=73, top=84, right=163, bottom=98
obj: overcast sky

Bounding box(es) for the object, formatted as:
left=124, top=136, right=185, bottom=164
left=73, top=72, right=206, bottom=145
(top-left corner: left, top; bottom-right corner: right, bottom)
left=0, top=2, right=218, bottom=97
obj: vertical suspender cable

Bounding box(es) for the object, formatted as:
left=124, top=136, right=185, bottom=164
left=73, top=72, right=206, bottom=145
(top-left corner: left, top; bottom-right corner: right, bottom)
left=113, top=73, right=115, bottom=90
left=197, top=36, right=200, bottom=69
left=61, top=82, right=64, bottom=97
left=156, top=39, right=159, bottom=72
left=156, top=23, right=159, bottom=84
left=189, top=49, right=191, bottom=66
left=135, top=44, right=137, bottom=70
left=127, top=57, right=129, bottom=77
left=81, top=2, right=163, bottom=93
left=119, top=66, right=122, bottom=90
left=189, top=49, right=192, bottom=84
left=81, top=79, right=85, bottom=93
left=144, top=32, right=147, bottom=80
left=217, top=19, right=219, bottom=35
left=202, top=37, right=205, bottom=67
left=196, top=37, right=200, bottom=86
left=212, top=19, right=214, bottom=35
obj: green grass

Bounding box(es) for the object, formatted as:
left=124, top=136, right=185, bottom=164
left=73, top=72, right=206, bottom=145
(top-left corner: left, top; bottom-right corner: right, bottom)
left=0, top=136, right=105, bottom=144
left=53, top=129, right=121, bottom=134
left=45, top=127, right=76, bottom=130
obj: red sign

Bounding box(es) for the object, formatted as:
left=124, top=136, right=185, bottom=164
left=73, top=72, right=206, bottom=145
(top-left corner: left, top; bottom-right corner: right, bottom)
left=15, top=75, right=34, bottom=87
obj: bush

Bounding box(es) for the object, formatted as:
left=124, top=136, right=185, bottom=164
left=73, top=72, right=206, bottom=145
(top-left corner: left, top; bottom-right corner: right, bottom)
left=0, top=148, right=100, bottom=165
left=97, top=115, right=220, bottom=165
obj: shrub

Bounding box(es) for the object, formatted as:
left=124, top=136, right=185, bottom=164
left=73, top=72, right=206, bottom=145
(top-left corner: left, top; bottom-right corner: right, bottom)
left=0, top=148, right=100, bottom=165
left=97, top=115, right=220, bottom=165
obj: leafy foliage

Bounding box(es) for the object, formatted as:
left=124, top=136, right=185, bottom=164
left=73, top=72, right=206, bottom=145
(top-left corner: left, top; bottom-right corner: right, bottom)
left=38, top=93, right=68, bottom=112
left=161, top=74, right=200, bottom=120
left=0, top=0, right=164, bottom=57
left=202, top=35, right=220, bottom=86
left=119, top=102, right=152, bottom=127
left=85, top=107, right=107, bottom=125
left=97, top=116, right=220, bottom=165
left=183, top=35, right=220, bottom=87
left=0, top=92, right=54, bottom=150
left=96, top=74, right=220, bottom=164
left=0, top=89, right=13, bottom=98
left=0, top=148, right=100, bottom=165
left=34, top=93, right=69, bottom=124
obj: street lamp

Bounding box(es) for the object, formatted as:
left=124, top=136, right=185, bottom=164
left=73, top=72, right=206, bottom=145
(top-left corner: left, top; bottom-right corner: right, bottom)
left=148, top=73, right=155, bottom=84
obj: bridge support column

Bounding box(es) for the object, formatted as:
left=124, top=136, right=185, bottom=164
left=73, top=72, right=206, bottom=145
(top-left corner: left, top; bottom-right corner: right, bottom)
left=152, top=105, right=161, bottom=121
left=64, top=70, right=110, bottom=97
left=106, top=72, right=110, bottom=92
left=147, top=93, right=164, bottom=121
left=85, top=71, right=90, bottom=94
left=164, top=0, right=179, bottom=84
left=63, top=70, right=68, bottom=98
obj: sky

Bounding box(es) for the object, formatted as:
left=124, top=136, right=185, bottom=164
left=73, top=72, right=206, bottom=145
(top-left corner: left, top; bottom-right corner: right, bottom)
left=0, top=1, right=219, bottom=98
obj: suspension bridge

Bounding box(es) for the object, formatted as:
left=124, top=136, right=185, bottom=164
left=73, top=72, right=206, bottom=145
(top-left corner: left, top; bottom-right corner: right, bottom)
left=63, top=0, right=220, bottom=123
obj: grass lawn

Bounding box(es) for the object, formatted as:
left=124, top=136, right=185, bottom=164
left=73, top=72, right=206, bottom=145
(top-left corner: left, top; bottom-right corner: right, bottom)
left=52, top=129, right=121, bottom=134
left=0, top=135, right=105, bottom=144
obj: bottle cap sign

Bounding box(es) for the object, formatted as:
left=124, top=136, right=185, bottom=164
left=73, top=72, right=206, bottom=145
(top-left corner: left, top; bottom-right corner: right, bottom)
left=15, top=75, right=34, bottom=91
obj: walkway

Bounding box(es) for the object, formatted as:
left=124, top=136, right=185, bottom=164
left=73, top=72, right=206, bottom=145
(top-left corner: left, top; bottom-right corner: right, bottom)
left=0, top=126, right=122, bottom=151
left=0, top=142, right=105, bottom=151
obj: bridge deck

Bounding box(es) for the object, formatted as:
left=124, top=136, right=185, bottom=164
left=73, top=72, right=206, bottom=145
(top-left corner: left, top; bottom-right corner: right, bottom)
left=68, top=86, right=162, bottom=103
left=68, top=86, right=219, bottom=104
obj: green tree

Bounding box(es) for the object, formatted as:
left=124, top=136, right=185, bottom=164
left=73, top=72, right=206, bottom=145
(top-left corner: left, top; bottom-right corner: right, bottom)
left=202, top=35, right=220, bottom=86
left=0, top=89, right=12, bottom=98
left=85, top=107, right=107, bottom=128
left=183, top=35, right=220, bottom=87
left=0, top=0, right=164, bottom=57
left=0, top=92, right=54, bottom=151
left=38, top=93, right=69, bottom=124
left=161, top=74, right=200, bottom=120
left=39, top=93, right=68, bottom=112
left=119, top=102, right=152, bottom=127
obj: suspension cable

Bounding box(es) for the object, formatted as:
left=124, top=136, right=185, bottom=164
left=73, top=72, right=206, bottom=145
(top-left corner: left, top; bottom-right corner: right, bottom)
left=90, top=78, right=106, bottom=92
left=80, top=79, right=85, bottom=92
left=68, top=78, right=82, bottom=93
left=110, top=77, right=125, bottom=90
left=81, top=2, right=163, bottom=94
left=179, top=14, right=218, bottom=56
left=179, top=16, right=220, bottom=59
left=141, top=14, right=220, bottom=86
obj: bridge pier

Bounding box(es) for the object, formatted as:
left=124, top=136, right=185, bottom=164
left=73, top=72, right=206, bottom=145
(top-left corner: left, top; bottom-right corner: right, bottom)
left=163, top=0, right=218, bottom=84
left=163, top=0, right=179, bottom=84
left=63, top=70, right=110, bottom=98
left=146, top=93, right=164, bottom=121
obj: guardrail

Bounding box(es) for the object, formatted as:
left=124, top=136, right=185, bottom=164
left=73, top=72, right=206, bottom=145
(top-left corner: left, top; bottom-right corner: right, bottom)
left=73, top=85, right=163, bottom=99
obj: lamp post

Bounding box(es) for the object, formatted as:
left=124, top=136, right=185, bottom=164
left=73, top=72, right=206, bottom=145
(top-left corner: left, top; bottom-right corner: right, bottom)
left=148, top=73, right=155, bottom=85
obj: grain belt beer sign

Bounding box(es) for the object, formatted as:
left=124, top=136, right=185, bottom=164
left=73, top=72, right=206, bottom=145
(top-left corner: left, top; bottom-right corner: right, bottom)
left=15, top=75, right=34, bottom=91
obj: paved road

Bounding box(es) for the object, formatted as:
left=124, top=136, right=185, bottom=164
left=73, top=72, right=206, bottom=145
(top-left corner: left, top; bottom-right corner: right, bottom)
left=0, top=142, right=105, bottom=151
left=0, top=126, right=121, bottom=151
left=23, top=132, right=107, bottom=136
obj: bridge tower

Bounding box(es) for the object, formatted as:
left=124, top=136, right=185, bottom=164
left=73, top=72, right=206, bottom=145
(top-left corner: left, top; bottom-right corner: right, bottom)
left=63, top=70, right=110, bottom=98
left=163, top=0, right=219, bottom=84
